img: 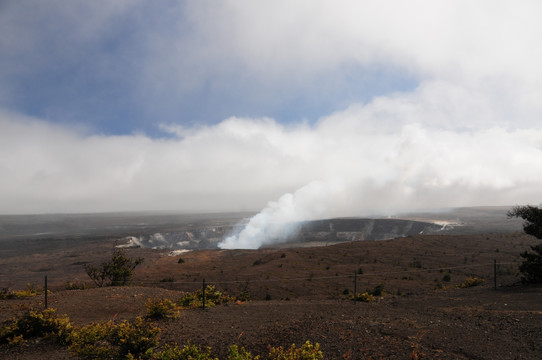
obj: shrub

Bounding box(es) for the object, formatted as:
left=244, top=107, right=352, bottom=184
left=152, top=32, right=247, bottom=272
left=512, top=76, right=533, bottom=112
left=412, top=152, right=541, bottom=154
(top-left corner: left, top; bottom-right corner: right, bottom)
left=0, top=308, right=72, bottom=345
left=69, top=321, right=116, bottom=359
left=458, top=277, right=485, bottom=288
left=65, top=282, right=89, bottom=290
left=268, top=341, right=323, bottom=360
left=0, top=283, right=41, bottom=299
left=146, top=298, right=179, bottom=319
left=236, top=289, right=251, bottom=302
left=442, top=274, right=451, bottom=282
left=370, top=284, right=384, bottom=297
left=518, top=244, right=542, bottom=283
left=434, top=282, right=447, bottom=291
left=178, top=285, right=234, bottom=309
left=227, top=344, right=259, bottom=360
left=83, top=248, right=143, bottom=287
left=153, top=342, right=217, bottom=360
left=353, top=292, right=375, bottom=302
left=508, top=205, right=542, bottom=283
left=69, top=317, right=160, bottom=359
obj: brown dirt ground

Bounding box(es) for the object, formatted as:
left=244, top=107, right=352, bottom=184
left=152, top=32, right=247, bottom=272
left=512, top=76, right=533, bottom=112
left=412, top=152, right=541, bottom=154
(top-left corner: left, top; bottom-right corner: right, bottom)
left=1, top=233, right=542, bottom=359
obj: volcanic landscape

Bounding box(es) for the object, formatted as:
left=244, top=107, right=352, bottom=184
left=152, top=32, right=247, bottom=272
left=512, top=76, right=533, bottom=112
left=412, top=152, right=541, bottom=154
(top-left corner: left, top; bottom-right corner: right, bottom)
left=1, top=207, right=541, bottom=359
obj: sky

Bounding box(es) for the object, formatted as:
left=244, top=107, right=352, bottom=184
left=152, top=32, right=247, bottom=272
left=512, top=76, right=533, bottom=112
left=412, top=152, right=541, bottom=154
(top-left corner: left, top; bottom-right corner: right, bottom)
left=1, top=0, right=542, bottom=219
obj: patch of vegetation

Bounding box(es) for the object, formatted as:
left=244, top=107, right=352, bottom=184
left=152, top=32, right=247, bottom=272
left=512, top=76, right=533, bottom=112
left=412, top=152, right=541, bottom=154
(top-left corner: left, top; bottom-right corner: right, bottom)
left=442, top=274, right=451, bottom=282
left=227, top=344, right=259, bottom=360
left=352, top=292, right=375, bottom=302
left=434, top=282, right=447, bottom=291
left=2, top=308, right=323, bottom=360
left=178, top=258, right=185, bottom=264
left=65, top=282, right=89, bottom=290
left=508, top=204, right=542, bottom=283
left=0, top=283, right=42, bottom=299
left=370, top=284, right=385, bottom=297
left=352, top=284, right=385, bottom=302
left=145, top=298, right=180, bottom=320
left=153, top=342, right=217, bottom=360
left=69, top=317, right=160, bottom=359
left=178, top=285, right=234, bottom=309
left=0, top=308, right=72, bottom=346
left=83, top=248, right=143, bottom=287
left=457, top=276, right=485, bottom=288
left=160, top=277, right=175, bottom=283
left=268, top=341, right=323, bottom=360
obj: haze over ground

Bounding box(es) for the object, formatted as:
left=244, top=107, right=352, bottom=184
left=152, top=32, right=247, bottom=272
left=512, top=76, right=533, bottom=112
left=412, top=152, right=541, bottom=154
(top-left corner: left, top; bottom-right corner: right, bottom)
left=1, top=1, right=541, bottom=229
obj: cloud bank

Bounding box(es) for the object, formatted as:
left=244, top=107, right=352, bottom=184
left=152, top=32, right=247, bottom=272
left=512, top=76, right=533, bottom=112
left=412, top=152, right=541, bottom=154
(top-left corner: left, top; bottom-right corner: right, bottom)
left=2, top=81, right=541, bottom=217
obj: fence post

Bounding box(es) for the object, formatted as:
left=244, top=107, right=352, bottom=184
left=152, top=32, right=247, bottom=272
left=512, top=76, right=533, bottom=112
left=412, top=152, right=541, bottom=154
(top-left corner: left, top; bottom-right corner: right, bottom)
left=353, top=272, right=357, bottom=303
left=494, top=259, right=497, bottom=290
left=202, top=278, right=206, bottom=310
left=44, top=275, right=48, bottom=309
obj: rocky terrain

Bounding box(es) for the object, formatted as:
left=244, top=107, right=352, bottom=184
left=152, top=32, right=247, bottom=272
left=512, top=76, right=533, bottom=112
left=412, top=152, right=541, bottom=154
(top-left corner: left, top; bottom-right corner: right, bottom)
left=1, top=213, right=541, bottom=359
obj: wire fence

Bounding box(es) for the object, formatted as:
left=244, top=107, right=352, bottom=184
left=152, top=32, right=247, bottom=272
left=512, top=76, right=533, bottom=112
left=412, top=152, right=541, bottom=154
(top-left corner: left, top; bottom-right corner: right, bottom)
left=123, top=259, right=520, bottom=301
left=2, top=257, right=522, bottom=311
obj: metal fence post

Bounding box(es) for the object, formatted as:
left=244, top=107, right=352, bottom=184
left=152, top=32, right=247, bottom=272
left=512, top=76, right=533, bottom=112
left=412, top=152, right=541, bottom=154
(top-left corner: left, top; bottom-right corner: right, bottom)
left=44, top=275, right=48, bottom=309
left=202, top=278, right=206, bottom=309
left=353, top=272, right=357, bottom=303
left=494, top=259, right=497, bottom=290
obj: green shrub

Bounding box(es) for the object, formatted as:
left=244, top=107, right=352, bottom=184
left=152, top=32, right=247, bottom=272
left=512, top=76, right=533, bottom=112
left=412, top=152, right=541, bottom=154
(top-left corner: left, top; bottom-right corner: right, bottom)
left=268, top=341, right=323, bottom=360
left=178, top=285, right=234, bottom=309
left=457, top=276, right=485, bottom=288
left=146, top=298, right=179, bottom=319
left=83, top=248, right=143, bottom=287
left=0, top=283, right=42, bottom=299
left=153, top=342, right=217, bottom=360
left=442, top=274, right=451, bottom=282
left=227, top=344, right=259, bottom=360
left=353, top=292, right=375, bottom=302
left=519, top=244, right=542, bottom=283
left=69, top=321, right=116, bottom=359
left=65, top=282, right=90, bottom=290
left=507, top=205, right=542, bottom=283
left=69, top=317, right=160, bottom=359
left=0, top=308, right=72, bottom=345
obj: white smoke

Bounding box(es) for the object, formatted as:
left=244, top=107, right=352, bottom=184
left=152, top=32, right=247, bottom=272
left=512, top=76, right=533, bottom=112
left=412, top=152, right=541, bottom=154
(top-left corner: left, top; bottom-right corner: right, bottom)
left=218, top=181, right=336, bottom=249
left=219, top=122, right=542, bottom=249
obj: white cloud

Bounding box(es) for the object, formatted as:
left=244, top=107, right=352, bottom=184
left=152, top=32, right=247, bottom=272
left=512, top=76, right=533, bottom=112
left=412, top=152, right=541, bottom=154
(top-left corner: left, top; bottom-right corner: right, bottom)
left=1, top=0, right=542, bottom=233
left=169, top=1, right=542, bottom=83
left=2, top=79, right=542, bottom=215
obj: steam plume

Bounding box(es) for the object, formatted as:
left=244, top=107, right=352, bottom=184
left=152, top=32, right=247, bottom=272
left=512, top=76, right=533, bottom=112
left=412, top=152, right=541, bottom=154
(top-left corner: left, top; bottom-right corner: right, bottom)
left=219, top=123, right=542, bottom=249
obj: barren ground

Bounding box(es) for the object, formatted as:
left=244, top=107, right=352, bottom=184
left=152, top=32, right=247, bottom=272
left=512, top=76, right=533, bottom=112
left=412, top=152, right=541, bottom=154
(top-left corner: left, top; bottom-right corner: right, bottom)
left=1, top=233, right=541, bottom=359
